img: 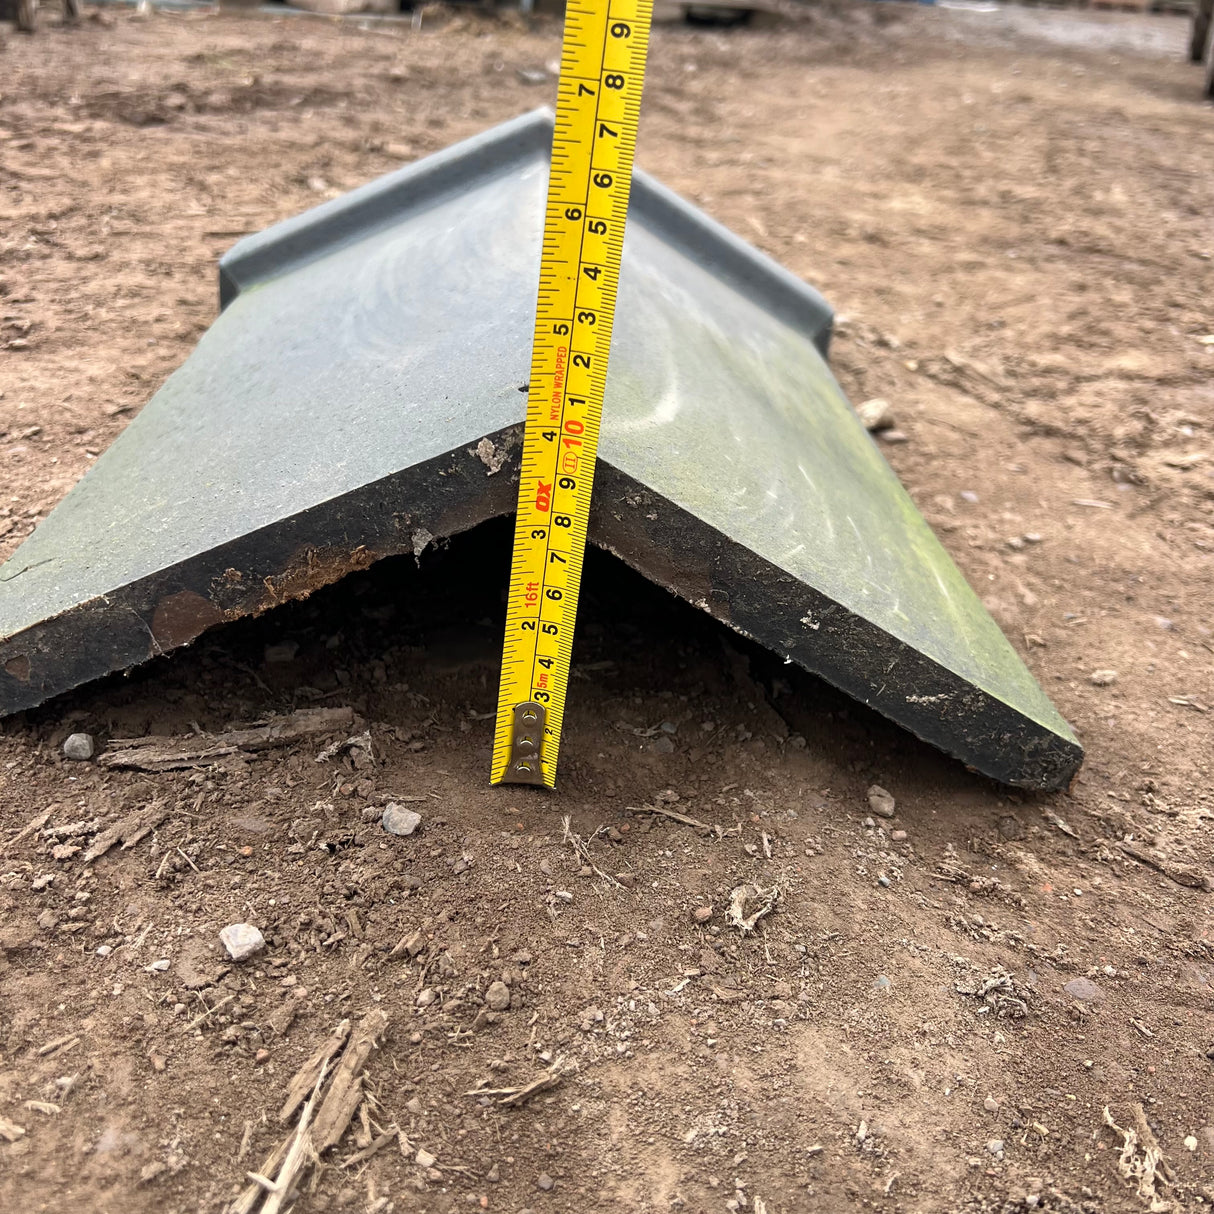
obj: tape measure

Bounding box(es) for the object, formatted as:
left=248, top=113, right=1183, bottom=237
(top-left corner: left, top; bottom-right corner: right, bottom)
left=491, top=0, right=653, bottom=787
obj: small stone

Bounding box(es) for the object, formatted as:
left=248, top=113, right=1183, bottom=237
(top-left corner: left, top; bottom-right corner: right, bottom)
left=877, top=875, right=891, bottom=888
left=36, top=910, right=59, bottom=931
left=872, top=975, right=891, bottom=993
left=1063, top=977, right=1104, bottom=1003
left=998, top=815, right=1024, bottom=841
left=877, top=428, right=909, bottom=444
left=959, top=490, right=979, bottom=504
left=383, top=805, right=422, bottom=836
left=255, top=1048, right=270, bottom=1064
left=615, top=872, right=635, bottom=888
left=416, top=988, right=437, bottom=1008
left=219, top=923, right=266, bottom=962
left=652, top=736, right=675, bottom=754
left=856, top=398, right=895, bottom=432
left=486, top=1163, right=500, bottom=1183
left=416, top=1147, right=437, bottom=1169
left=692, top=906, right=713, bottom=923
left=984, top=1096, right=1000, bottom=1113
left=1184, top=1135, right=1198, bottom=1152
left=96, top=945, right=112, bottom=957
left=1089, top=669, right=1118, bottom=687
left=986, top=1139, right=1005, bottom=1158
left=485, top=981, right=511, bottom=1012
left=63, top=733, right=95, bottom=762
left=145, top=958, right=170, bottom=972
left=536, top=1173, right=554, bottom=1191
left=867, top=785, right=896, bottom=819
left=263, top=641, right=299, bottom=664
left=890, top=829, right=908, bottom=843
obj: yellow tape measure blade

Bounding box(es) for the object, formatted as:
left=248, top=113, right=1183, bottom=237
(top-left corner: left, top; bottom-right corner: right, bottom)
left=491, top=0, right=652, bottom=787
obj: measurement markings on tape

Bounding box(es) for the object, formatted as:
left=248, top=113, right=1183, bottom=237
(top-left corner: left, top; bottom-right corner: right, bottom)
left=491, top=0, right=652, bottom=787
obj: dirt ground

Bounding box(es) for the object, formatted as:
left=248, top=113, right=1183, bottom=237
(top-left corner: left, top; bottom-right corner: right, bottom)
left=1, top=2, right=1213, bottom=1212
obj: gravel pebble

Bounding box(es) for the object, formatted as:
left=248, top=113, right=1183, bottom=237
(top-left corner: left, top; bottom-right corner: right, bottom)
left=63, top=733, right=95, bottom=761
left=856, top=398, right=895, bottom=432
left=692, top=906, right=713, bottom=923
left=1063, top=977, right=1104, bottom=1003
left=415, top=1147, right=436, bottom=1169
left=867, top=785, right=896, bottom=818
left=537, top=1173, right=554, bottom=1191
left=219, top=923, right=265, bottom=962
left=890, top=829, right=908, bottom=843
left=485, top=981, right=511, bottom=1011
left=1089, top=669, right=1118, bottom=687
left=382, top=804, right=422, bottom=836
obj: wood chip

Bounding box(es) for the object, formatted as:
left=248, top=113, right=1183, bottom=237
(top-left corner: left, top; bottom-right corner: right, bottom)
left=101, top=707, right=355, bottom=772
left=311, top=1008, right=390, bottom=1153
left=279, top=1020, right=350, bottom=1124
left=1119, top=842, right=1211, bottom=891
left=2, top=810, right=51, bottom=855
left=82, top=801, right=170, bottom=864
left=37, top=1032, right=80, bottom=1057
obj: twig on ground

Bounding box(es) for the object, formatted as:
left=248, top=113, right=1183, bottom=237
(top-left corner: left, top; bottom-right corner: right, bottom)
left=340, top=1128, right=397, bottom=1170
left=627, top=803, right=712, bottom=831
left=561, top=816, right=624, bottom=889
left=184, top=992, right=236, bottom=1034
left=256, top=1065, right=326, bottom=1214
left=102, top=707, right=355, bottom=772
left=1118, top=841, right=1212, bottom=892
left=464, top=1059, right=569, bottom=1108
